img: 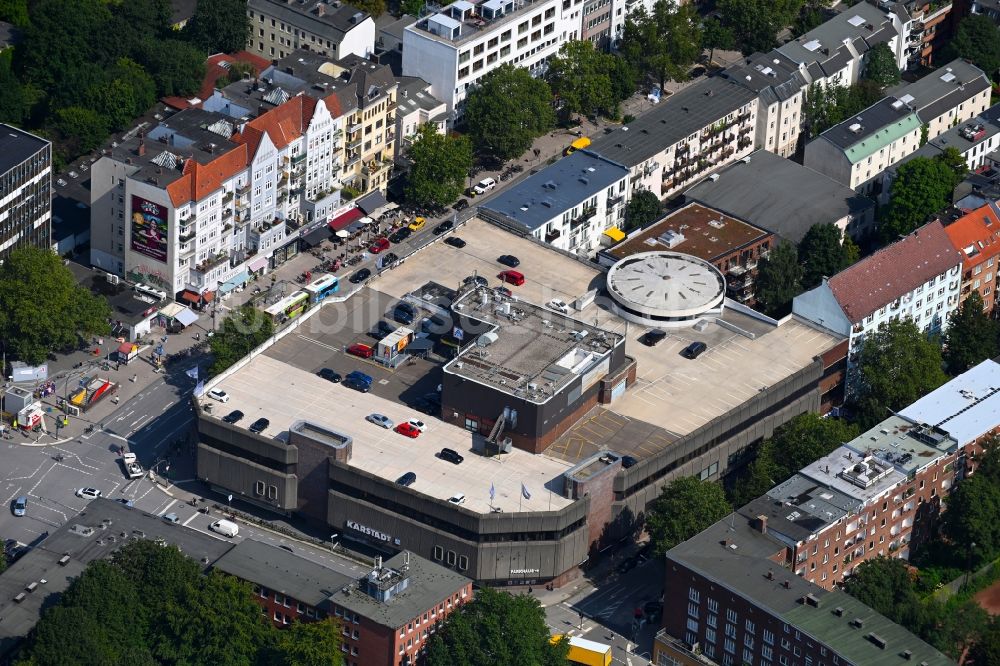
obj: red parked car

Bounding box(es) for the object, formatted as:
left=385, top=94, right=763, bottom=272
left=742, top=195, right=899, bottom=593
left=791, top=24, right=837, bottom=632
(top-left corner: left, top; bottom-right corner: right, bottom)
left=394, top=422, right=421, bottom=438
left=347, top=343, right=374, bottom=359
left=369, top=237, right=391, bottom=253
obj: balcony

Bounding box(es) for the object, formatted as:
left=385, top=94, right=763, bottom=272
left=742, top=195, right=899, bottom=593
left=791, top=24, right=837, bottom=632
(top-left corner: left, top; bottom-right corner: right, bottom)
left=545, top=228, right=562, bottom=243
left=222, top=208, right=232, bottom=219
left=222, top=191, right=234, bottom=204
left=179, top=230, right=196, bottom=244
left=348, top=124, right=362, bottom=134
left=237, top=183, right=251, bottom=195
left=178, top=242, right=195, bottom=258
left=291, top=152, right=307, bottom=165
left=348, top=136, right=363, bottom=150
left=195, top=252, right=229, bottom=274
left=362, top=159, right=391, bottom=176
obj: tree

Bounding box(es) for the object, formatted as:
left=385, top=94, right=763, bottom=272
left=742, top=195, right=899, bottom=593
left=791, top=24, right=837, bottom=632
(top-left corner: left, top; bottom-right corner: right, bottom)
left=755, top=242, right=803, bottom=317
left=850, top=318, right=948, bottom=429
left=399, top=0, right=424, bottom=17
left=139, top=39, right=207, bottom=97
left=0, top=248, right=110, bottom=365
left=464, top=64, right=555, bottom=160
left=183, top=0, right=251, bottom=55
left=797, top=223, right=859, bottom=288
left=969, top=619, right=1000, bottom=666
left=46, top=106, right=109, bottom=161
left=702, top=17, right=735, bottom=66
left=349, top=0, right=385, bottom=17
left=263, top=619, right=345, bottom=666
left=882, top=154, right=965, bottom=241
left=863, top=43, right=900, bottom=89
left=426, top=587, right=568, bottom=666
left=0, top=0, right=29, bottom=27
left=546, top=40, right=617, bottom=119
left=405, top=124, right=473, bottom=208
left=86, top=58, right=157, bottom=131
left=209, top=304, right=275, bottom=375
left=645, top=476, right=731, bottom=556
left=803, top=81, right=882, bottom=138
left=623, top=189, right=662, bottom=232
left=940, top=15, right=1000, bottom=82
left=843, top=557, right=925, bottom=628
left=717, top=0, right=803, bottom=55
left=943, top=292, right=1000, bottom=375
left=941, top=471, right=1000, bottom=565
left=619, top=1, right=702, bottom=89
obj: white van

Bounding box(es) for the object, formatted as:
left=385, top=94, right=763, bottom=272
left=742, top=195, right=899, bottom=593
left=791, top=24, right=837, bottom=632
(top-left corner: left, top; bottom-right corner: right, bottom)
left=448, top=493, right=466, bottom=505
left=473, top=177, right=496, bottom=195
left=209, top=519, right=240, bottom=537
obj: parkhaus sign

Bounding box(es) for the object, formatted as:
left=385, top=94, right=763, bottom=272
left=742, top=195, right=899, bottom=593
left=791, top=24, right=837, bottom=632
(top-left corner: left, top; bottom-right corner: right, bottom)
left=347, top=520, right=400, bottom=545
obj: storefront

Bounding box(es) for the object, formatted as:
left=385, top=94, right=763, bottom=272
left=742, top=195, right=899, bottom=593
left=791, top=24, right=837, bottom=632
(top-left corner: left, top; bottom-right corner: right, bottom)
left=269, top=238, right=300, bottom=269
left=219, top=270, right=251, bottom=297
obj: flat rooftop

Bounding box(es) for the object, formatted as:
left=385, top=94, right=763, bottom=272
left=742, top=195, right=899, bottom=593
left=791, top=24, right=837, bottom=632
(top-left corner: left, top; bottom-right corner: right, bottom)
left=444, top=286, right=621, bottom=403
left=202, top=354, right=574, bottom=515
left=547, top=314, right=841, bottom=463
left=683, top=150, right=875, bottom=244
left=898, top=359, right=1000, bottom=447
left=817, top=97, right=920, bottom=162
left=745, top=475, right=861, bottom=543
left=407, top=0, right=548, bottom=46
left=602, top=203, right=770, bottom=264
left=0, top=124, right=47, bottom=174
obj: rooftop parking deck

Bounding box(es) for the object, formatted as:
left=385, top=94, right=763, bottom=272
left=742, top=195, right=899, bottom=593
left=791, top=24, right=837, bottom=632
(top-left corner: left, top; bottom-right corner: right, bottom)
left=200, top=354, right=573, bottom=515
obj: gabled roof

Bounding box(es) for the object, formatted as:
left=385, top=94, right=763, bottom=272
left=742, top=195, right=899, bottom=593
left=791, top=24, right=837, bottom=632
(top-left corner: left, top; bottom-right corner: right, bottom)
left=166, top=143, right=249, bottom=207
left=827, top=220, right=963, bottom=321
left=241, top=95, right=317, bottom=150
left=942, top=203, right=1000, bottom=270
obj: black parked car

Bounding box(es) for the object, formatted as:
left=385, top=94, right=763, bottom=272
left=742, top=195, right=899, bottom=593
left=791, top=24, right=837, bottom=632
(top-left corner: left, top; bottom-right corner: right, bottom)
left=621, top=455, right=638, bottom=469
left=641, top=329, right=667, bottom=346
left=343, top=377, right=371, bottom=393
left=497, top=254, right=520, bottom=267
left=349, top=268, right=371, bottom=284
left=444, top=236, right=467, bottom=248
left=380, top=252, right=399, bottom=265
left=389, top=227, right=411, bottom=243
left=681, top=341, right=708, bottom=359
left=248, top=418, right=270, bottom=434
left=452, top=199, right=469, bottom=211
left=439, top=448, right=464, bottom=464
left=434, top=220, right=454, bottom=235
left=463, top=274, right=488, bottom=288
left=318, top=368, right=342, bottom=383
left=393, top=302, right=416, bottom=324
left=396, top=472, right=417, bottom=487
left=222, top=409, right=244, bottom=424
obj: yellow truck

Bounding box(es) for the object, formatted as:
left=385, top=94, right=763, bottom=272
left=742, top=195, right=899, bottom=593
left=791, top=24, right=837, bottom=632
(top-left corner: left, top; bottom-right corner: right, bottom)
left=564, top=136, right=592, bottom=155
left=551, top=635, right=612, bottom=666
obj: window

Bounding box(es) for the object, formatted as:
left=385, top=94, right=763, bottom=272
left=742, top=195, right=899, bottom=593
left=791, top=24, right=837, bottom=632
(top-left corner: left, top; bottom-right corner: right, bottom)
left=689, top=588, right=700, bottom=603
left=726, top=609, right=737, bottom=623
left=707, top=598, right=718, bottom=613
left=688, top=602, right=699, bottom=618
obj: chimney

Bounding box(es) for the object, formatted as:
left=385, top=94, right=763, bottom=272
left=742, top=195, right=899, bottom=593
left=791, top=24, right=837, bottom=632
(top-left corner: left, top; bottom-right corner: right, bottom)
left=316, top=3, right=325, bottom=15
left=756, top=515, right=768, bottom=534
left=782, top=580, right=791, bottom=589
left=137, top=138, right=146, bottom=157
left=766, top=570, right=775, bottom=580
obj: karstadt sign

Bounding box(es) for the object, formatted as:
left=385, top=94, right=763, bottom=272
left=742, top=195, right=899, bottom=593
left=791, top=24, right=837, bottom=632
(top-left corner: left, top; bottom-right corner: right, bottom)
left=346, top=520, right=401, bottom=545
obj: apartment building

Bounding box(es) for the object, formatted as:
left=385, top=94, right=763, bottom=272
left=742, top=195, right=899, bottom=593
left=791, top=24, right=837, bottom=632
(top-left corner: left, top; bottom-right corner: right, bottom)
left=894, top=59, right=991, bottom=139
left=393, top=76, right=447, bottom=161
left=89, top=57, right=393, bottom=301
left=900, top=0, right=956, bottom=68
left=904, top=102, right=1000, bottom=174
left=246, top=0, right=375, bottom=61
left=589, top=76, right=758, bottom=201
left=943, top=203, right=1000, bottom=313
left=402, top=0, right=581, bottom=117
left=580, top=0, right=612, bottom=48
left=793, top=220, right=963, bottom=390
left=478, top=150, right=629, bottom=254
left=0, top=125, right=50, bottom=261
left=659, top=512, right=955, bottom=666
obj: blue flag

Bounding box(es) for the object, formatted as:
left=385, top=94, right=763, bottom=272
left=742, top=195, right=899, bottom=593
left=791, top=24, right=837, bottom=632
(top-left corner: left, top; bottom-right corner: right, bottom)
left=194, top=380, right=205, bottom=397
left=185, top=366, right=199, bottom=380
left=521, top=483, right=531, bottom=500
left=490, top=482, right=496, bottom=501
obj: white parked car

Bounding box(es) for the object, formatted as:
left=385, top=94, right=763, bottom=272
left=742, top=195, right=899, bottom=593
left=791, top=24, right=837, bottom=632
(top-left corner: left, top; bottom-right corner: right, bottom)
left=407, top=419, right=427, bottom=432
left=367, top=414, right=393, bottom=429
left=76, top=487, right=102, bottom=500
left=208, top=389, right=230, bottom=403
left=209, top=519, right=240, bottom=537
left=547, top=299, right=570, bottom=314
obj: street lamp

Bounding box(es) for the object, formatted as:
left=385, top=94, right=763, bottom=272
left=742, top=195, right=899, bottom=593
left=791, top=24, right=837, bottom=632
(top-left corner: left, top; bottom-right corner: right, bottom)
left=965, top=541, right=977, bottom=589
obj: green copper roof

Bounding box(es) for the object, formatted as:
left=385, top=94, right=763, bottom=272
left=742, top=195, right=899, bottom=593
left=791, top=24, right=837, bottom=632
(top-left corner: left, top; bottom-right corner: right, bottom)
left=844, top=113, right=922, bottom=164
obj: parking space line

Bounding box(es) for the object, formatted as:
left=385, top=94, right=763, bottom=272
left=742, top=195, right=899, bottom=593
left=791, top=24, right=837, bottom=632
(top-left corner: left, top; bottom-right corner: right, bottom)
left=158, top=498, right=177, bottom=516
left=182, top=512, right=199, bottom=527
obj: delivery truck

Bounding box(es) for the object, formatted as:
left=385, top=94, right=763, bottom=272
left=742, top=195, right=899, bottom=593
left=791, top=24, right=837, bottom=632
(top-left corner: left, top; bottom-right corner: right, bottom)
left=550, top=635, right=611, bottom=666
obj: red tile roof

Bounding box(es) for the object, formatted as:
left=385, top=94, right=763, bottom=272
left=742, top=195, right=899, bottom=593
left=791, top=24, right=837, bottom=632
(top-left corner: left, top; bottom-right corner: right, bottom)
left=199, top=52, right=272, bottom=105
left=828, top=220, right=963, bottom=321
left=942, top=204, right=1000, bottom=271
left=166, top=145, right=249, bottom=207
left=240, top=95, right=316, bottom=150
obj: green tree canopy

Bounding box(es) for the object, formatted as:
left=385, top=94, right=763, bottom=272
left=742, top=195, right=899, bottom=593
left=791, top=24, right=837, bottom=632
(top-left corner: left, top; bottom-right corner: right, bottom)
left=139, top=38, right=208, bottom=98
left=0, top=248, right=111, bottom=365
left=941, top=470, right=1000, bottom=565
left=426, top=587, right=568, bottom=666
left=405, top=124, right=473, bottom=208
left=645, top=476, right=731, bottom=556
left=863, top=42, right=901, bottom=89
left=619, top=0, right=702, bottom=89
left=882, top=152, right=966, bottom=241
left=623, top=189, right=662, bottom=232
left=797, top=223, right=859, bottom=288
left=183, top=0, right=251, bottom=55
left=400, top=0, right=425, bottom=17
left=850, top=318, right=948, bottom=429
left=943, top=291, right=1000, bottom=376
left=717, top=0, right=803, bottom=54
left=940, top=15, right=1000, bottom=82
left=843, top=557, right=925, bottom=627
left=755, top=242, right=803, bottom=317
left=702, top=16, right=735, bottom=65
left=546, top=40, right=624, bottom=119
left=464, top=64, right=555, bottom=160
left=86, top=58, right=157, bottom=132
left=262, top=619, right=345, bottom=666
left=803, top=81, right=883, bottom=138
left=350, top=0, right=386, bottom=17
left=209, top=304, right=275, bottom=375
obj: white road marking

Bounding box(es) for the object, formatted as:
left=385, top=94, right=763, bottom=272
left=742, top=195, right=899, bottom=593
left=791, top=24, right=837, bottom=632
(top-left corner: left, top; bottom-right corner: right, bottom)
left=157, top=498, right=178, bottom=516
left=182, top=512, right=199, bottom=527
left=297, top=335, right=341, bottom=352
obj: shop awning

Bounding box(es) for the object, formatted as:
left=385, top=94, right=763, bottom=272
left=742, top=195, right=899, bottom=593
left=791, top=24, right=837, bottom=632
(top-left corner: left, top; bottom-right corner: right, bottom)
left=248, top=257, right=268, bottom=272
left=328, top=207, right=363, bottom=231
left=175, top=307, right=199, bottom=327
left=604, top=227, right=626, bottom=242
left=203, top=291, right=215, bottom=303
left=159, top=302, right=186, bottom=319
left=301, top=226, right=332, bottom=247
left=357, top=191, right=390, bottom=217
left=180, top=290, right=201, bottom=305
left=117, top=342, right=134, bottom=354
left=219, top=270, right=250, bottom=294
